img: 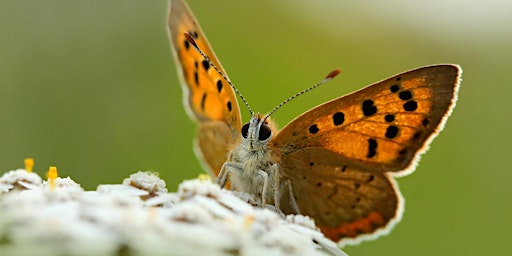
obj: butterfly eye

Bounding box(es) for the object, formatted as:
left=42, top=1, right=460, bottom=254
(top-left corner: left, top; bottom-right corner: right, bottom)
left=241, top=123, right=250, bottom=139
left=258, top=124, right=272, bottom=141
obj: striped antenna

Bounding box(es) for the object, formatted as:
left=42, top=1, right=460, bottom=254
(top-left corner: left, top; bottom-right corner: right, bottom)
left=263, top=69, right=341, bottom=121
left=183, top=33, right=254, bottom=116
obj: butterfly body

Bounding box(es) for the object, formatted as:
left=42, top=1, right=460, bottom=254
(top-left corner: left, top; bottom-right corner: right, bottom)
left=219, top=114, right=280, bottom=208
left=168, top=0, right=461, bottom=246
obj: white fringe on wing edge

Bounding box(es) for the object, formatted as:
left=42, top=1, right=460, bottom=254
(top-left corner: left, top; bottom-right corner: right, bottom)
left=0, top=169, right=347, bottom=256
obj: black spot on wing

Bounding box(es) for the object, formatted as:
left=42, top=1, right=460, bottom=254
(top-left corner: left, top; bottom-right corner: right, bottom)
left=333, top=112, right=345, bottom=126
left=201, top=93, right=207, bottom=111
left=216, top=80, right=223, bottom=93
left=399, top=90, right=413, bottom=100
left=362, top=100, right=377, bottom=116
left=422, top=118, right=430, bottom=127
left=309, top=124, right=319, bottom=134
left=385, top=125, right=399, bottom=139
left=227, top=101, right=232, bottom=111
left=194, top=72, right=199, bottom=86
left=201, top=59, right=210, bottom=71
left=367, top=138, right=377, bottom=158
left=385, top=114, right=395, bottom=122
left=403, top=100, right=418, bottom=111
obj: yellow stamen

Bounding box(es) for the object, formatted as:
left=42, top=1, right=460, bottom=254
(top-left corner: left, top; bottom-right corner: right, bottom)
left=46, top=166, right=58, bottom=189
left=198, top=174, right=211, bottom=182
left=243, top=215, right=255, bottom=230
left=24, top=158, right=34, bottom=172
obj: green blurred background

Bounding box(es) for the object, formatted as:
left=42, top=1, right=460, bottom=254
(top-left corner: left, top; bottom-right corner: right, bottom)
left=0, top=0, right=510, bottom=255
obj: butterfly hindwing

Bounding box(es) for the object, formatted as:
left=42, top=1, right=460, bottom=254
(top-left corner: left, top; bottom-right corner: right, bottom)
left=276, top=147, right=401, bottom=243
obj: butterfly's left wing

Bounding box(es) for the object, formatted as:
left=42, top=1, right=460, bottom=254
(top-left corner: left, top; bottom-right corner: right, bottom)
left=272, top=65, right=460, bottom=173
left=275, top=148, right=401, bottom=245
left=168, top=0, right=242, bottom=176
left=270, top=65, right=461, bottom=244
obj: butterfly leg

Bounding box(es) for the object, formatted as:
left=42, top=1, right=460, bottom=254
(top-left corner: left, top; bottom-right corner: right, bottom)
left=257, top=169, right=269, bottom=207
left=286, top=180, right=301, bottom=214
left=271, top=164, right=281, bottom=213
left=217, top=161, right=242, bottom=189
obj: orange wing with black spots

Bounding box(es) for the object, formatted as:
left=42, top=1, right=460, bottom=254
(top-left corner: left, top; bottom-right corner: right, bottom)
left=271, top=65, right=461, bottom=243
left=168, top=0, right=242, bottom=176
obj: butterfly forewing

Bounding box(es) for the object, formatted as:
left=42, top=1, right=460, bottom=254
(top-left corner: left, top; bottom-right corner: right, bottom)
left=169, top=0, right=241, bottom=133
left=271, top=65, right=461, bottom=173
left=169, top=0, right=242, bottom=176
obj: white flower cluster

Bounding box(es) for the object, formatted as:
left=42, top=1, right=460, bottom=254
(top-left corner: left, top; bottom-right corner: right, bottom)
left=0, top=169, right=347, bottom=256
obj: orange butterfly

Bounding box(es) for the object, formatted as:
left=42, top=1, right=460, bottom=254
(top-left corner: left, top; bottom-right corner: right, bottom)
left=168, top=0, right=461, bottom=245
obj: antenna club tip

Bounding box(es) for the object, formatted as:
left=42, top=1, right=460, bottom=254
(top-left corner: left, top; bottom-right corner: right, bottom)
left=183, top=32, right=198, bottom=48
left=326, top=69, right=342, bottom=79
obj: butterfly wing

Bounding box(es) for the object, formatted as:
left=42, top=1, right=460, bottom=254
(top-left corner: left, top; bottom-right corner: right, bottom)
left=276, top=148, right=402, bottom=245
left=270, top=65, right=461, bottom=243
left=168, top=0, right=242, bottom=175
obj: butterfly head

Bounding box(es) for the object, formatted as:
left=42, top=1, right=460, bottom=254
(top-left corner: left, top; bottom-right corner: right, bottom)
left=240, top=114, right=273, bottom=151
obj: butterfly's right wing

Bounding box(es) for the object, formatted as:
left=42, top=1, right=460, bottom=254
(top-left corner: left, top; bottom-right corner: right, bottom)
left=168, top=0, right=242, bottom=176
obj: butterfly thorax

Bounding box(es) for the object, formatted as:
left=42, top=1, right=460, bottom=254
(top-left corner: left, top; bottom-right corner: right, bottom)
left=227, top=115, right=277, bottom=202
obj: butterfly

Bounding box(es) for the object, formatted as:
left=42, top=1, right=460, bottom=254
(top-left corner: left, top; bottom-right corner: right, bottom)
left=168, top=0, right=461, bottom=246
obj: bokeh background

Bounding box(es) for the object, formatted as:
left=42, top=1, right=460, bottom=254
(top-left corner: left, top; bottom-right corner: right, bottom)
left=1, top=0, right=510, bottom=255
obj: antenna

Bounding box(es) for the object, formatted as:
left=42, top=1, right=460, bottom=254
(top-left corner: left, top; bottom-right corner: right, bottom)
left=183, top=33, right=254, bottom=116
left=263, top=69, right=341, bottom=121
